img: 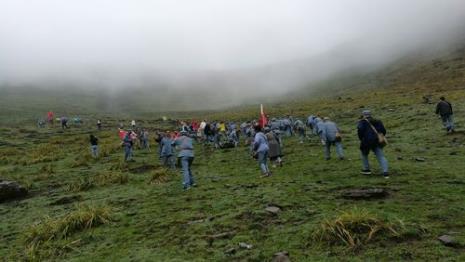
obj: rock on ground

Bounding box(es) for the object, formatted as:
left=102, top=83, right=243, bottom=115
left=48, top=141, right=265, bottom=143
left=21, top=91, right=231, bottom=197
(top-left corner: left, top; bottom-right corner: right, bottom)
left=273, top=251, right=290, bottom=262
left=438, top=235, right=459, bottom=247
left=341, top=188, right=389, bottom=200
left=0, top=180, right=28, bottom=202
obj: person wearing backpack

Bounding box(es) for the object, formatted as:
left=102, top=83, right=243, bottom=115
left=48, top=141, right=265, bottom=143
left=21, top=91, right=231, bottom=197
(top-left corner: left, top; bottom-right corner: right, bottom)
left=357, top=110, right=389, bottom=178
left=435, top=96, right=455, bottom=133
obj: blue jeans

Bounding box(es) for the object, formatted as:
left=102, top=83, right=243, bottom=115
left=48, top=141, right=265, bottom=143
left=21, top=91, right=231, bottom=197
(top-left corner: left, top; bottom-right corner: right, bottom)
left=90, top=145, right=98, bottom=158
left=257, top=151, right=269, bottom=174
left=324, top=141, right=344, bottom=159
left=361, top=147, right=388, bottom=173
left=441, top=115, right=455, bottom=131
left=180, top=156, right=195, bottom=188
left=124, top=146, right=132, bottom=161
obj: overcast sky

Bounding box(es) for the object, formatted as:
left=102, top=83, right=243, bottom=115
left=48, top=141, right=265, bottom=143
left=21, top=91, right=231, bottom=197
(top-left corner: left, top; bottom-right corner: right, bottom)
left=1, top=0, right=465, bottom=88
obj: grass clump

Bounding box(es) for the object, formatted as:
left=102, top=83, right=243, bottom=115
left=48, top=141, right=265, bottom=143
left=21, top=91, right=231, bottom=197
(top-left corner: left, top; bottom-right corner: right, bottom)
left=313, top=207, right=425, bottom=249
left=94, top=171, right=129, bottom=186
left=149, top=168, right=172, bottom=184
left=23, top=204, right=113, bottom=258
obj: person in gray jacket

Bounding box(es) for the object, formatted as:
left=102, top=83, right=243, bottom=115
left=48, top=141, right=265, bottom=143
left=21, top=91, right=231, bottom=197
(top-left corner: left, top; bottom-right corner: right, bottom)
left=319, top=117, right=344, bottom=160
left=160, top=133, right=175, bottom=169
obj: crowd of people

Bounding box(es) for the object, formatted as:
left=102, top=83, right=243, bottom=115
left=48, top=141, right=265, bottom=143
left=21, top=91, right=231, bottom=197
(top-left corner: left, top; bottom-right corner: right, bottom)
left=38, top=96, right=456, bottom=190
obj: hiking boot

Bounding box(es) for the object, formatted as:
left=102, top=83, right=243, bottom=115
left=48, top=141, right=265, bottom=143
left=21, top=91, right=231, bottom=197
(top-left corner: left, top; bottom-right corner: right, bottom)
left=360, top=169, right=372, bottom=175
left=383, top=172, right=390, bottom=179
left=191, top=183, right=198, bottom=187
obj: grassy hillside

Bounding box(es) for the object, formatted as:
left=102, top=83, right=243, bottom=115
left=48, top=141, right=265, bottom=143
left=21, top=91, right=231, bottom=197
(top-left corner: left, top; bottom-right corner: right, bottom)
left=1, top=47, right=465, bottom=261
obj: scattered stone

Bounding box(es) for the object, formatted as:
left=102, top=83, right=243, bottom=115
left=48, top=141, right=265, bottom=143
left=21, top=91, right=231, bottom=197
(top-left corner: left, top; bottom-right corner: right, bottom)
left=273, top=251, right=290, bottom=262
left=126, top=211, right=137, bottom=216
left=0, top=180, right=28, bottom=202
left=208, top=231, right=235, bottom=240
left=224, top=248, right=237, bottom=255
left=438, top=235, right=458, bottom=247
left=397, top=156, right=404, bottom=160
left=187, top=217, right=214, bottom=225
left=415, top=157, right=426, bottom=162
left=49, top=195, right=83, bottom=205
left=238, top=242, right=253, bottom=249
left=265, top=206, right=281, bottom=215
left=341, top=188, right=389, bottom=200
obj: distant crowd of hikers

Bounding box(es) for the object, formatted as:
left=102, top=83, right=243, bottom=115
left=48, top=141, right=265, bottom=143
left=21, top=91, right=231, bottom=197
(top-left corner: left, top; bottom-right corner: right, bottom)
left=38, top=96, right=456, bottom=190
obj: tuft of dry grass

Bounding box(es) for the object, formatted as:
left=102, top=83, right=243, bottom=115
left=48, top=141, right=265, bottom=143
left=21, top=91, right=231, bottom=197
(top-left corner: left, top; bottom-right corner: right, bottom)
left=312, top=207, right=425, bottom=249
left=94, top=171, right=129, bottom=186
left=23, top=204, right=113, bottom=259
left=65, top=172, right=128, bottom=192
left=148, top=168, right=172, bottom=184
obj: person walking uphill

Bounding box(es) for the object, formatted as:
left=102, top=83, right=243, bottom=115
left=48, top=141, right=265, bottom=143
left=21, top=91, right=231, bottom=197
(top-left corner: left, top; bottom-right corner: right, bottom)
left=122, top=132, right=134, bottom=161
left=160, top=133, right=175, bottom=169
left=174, top=131, right=196, bottom=190
left=436, top=96, right=455, bottom=133
left=89, top=134, right=99, bottom=158
left=253, top=125, right=271, bottom=177
left=319, top=117, right=344, bottom=160
left=357, top=110, right=389, bottom=178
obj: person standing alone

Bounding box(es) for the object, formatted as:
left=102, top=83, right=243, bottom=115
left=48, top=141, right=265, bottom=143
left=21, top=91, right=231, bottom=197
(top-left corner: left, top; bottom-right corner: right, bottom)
left=89, top=134, right=99, bottom=158
left=436, top=96, right=455, bottom=133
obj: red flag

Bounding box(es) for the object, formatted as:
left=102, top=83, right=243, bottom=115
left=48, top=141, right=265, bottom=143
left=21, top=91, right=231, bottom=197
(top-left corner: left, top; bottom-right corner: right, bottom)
left=259, top=104, right=268, bottom=128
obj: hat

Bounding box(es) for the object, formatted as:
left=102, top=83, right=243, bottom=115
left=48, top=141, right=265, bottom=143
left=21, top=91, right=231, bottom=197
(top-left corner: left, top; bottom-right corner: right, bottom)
left=362, top=110, right=372, bottom=117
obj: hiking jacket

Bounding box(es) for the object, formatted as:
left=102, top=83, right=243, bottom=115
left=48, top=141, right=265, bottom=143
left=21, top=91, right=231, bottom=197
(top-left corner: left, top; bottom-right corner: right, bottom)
left=357, top=118, right=386, bottom=150
left=160, top=137, right=174, bottom=157
left=90, top=136, right=98, bottom=146
left=436, top=101, right=453, bottom=116
left=253, top=132, right=269, bottom=153
left=320, top=121, right=340, bottom=142
left=174, top=135, right=194, bottom=158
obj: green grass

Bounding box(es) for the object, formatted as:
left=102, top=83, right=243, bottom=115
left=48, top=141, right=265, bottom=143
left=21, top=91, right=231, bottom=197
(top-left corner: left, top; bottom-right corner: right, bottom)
left=1, top=49, right=465, bottom=260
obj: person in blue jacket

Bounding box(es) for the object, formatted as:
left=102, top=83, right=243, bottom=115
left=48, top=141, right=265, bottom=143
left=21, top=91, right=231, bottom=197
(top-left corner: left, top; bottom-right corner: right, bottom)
left=253, top=125, right=271, bottom=177
left=174, top=131, right=196, bottom=190
left=357, top=110, right=389, bottom=178
left=160, top=133, right=175, bottom=169
left=319, top=117, right=344, bottom=160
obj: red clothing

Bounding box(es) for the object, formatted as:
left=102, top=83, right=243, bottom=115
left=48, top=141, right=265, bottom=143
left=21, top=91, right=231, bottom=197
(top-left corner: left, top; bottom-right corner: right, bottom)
left=118, top=130, right=127, bottom=140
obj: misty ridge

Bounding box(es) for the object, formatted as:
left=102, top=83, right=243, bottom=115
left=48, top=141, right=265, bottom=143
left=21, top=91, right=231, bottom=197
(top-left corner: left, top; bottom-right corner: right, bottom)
left=1, top=0, right=465, bottom=112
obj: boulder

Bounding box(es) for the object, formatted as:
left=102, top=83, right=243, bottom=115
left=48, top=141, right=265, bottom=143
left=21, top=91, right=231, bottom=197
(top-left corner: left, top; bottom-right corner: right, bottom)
left=438, top=235, right=458, bottom=247
left=0, top=180, right=28, bottom=202
left=341, top=188, right=389, bottom=200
